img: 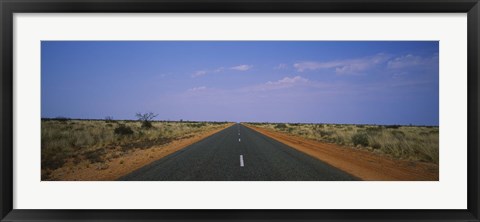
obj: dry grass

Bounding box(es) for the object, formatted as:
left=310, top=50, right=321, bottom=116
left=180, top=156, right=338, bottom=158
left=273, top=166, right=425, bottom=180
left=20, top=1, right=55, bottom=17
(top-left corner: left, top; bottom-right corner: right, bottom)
left=41, top=119, right=230, bottom=179
left=247, top=122, right=439, bottom=164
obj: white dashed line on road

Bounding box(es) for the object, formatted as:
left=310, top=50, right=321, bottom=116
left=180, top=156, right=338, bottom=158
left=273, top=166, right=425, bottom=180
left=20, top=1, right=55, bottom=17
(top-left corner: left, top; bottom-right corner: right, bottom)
left=239, top=138, right=241, bottom=142
left=240, top=155, right=244, bottom=167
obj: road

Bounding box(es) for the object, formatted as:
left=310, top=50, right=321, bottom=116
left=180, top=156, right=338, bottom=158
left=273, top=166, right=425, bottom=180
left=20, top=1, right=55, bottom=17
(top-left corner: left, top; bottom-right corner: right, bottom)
left=120, top=124, right=358, bottom=181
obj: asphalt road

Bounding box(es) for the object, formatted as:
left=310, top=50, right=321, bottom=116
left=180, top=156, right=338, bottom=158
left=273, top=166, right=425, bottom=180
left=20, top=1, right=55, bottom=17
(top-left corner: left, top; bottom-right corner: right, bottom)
left=120, top=124, right=358, bottom=181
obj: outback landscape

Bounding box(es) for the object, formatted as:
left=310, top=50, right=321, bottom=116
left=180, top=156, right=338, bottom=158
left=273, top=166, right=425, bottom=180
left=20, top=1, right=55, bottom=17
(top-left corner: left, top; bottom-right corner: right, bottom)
left=42, top=115, right=232, bottom=180
left=42, top=41, right=439, bottom=181
left=247, top=122, right=438, bottom=164
left=42, top=117, right=438, bottom=181
left=244, top=123, right=438, bottom=180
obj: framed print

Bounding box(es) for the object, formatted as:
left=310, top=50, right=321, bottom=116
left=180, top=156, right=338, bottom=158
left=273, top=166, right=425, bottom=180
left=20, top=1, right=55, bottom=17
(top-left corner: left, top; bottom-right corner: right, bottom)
left=1, top=0, right=479, bottom=221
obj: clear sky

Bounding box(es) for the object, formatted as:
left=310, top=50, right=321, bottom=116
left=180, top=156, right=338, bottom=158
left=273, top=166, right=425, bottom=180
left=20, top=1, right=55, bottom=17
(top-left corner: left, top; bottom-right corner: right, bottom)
left=41, top=41, right=439, bottom=125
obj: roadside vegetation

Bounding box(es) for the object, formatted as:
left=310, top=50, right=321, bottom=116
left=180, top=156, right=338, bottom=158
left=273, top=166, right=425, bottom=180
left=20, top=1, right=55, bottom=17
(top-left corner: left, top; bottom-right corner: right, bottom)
left=246, top=122, right=439, bottom=164
left=41, top=116, right=230, bottom=180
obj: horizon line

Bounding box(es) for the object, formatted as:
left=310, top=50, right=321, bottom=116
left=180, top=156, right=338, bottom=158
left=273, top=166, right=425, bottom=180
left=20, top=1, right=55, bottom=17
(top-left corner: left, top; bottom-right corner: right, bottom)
left=41, top=117, right=439, bottom=127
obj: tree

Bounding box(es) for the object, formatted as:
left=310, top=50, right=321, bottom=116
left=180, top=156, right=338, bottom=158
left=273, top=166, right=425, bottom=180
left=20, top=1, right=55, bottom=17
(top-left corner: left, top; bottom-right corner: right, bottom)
left=136, top=112, right=158, bottom=129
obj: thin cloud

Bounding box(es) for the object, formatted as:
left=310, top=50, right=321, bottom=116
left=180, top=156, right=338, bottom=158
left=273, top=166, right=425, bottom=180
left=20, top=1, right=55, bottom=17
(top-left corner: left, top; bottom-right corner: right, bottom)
left=192, top=70, right=208, bottom=78
left=266, top=76, right=309, bottom=87
left=248, top=76, right=312, bottom=91
left=387, top=54, right=438, bottom=69
left=213, top=67, right=224, bottom=73
left=294, top=53, right=390, bottom=75
left=192, top=65, right=250, bottom=78
left=294, top=61, right=341, bottom=72
left=274, top=63, right=288, bottom=70
left=230, top=65, right=253, bottom=71
left=188, top=86, right=207, bottom=92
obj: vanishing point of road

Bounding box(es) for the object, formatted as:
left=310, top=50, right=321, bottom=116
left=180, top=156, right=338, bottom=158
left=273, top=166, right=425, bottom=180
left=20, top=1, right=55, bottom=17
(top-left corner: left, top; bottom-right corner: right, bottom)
left=120, top=124, right=358, bottom=181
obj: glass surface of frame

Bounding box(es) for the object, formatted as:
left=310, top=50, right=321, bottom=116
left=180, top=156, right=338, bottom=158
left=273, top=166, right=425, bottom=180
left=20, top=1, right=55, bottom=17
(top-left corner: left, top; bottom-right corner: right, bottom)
left=1, top=0, right=479, bottom=221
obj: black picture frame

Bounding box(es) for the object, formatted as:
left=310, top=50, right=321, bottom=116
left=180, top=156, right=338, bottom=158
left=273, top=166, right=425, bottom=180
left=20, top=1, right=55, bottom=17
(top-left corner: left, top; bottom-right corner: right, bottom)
left=1, top=0, right=479, bottom=221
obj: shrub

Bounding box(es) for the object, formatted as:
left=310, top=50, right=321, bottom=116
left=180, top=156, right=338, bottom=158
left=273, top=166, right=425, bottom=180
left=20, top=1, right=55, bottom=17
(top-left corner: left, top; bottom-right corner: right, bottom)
left=275, top=123, right=288, bottom=130
left=197, top=122, right=207, bottom=127
left=366, top=127, right=383, bottom=135
left=371, top=142, right=382, bottom=149
left=385, top=125, right=401, bottom=129
left=136, top=112, right=158, bottom=129
left=141, top=121, right=153, bottom=129
left=352, top=133, right=369, bottom=146
left=114, top=125, right=134, bottom=136
left=318, top=130, right=333, bottom=137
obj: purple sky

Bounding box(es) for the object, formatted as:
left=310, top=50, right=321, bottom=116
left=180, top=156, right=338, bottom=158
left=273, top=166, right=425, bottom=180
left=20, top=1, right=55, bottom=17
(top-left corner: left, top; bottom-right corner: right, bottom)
left=41, top=41, right=439, bottom=125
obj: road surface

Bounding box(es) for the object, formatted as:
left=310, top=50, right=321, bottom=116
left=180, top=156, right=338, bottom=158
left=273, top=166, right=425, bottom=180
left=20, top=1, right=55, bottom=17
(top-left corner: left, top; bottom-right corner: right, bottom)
left=120, top=124, right=358, bottom=181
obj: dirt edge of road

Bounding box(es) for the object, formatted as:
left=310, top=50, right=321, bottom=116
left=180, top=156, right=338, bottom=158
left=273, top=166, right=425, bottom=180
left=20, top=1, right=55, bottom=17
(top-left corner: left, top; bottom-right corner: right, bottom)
left=244, top=124, right=439, bottom=181
left=48, top=123, right=234, bottom=181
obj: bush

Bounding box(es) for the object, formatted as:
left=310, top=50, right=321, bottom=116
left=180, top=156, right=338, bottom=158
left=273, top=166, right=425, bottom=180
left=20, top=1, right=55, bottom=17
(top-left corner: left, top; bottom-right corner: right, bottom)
left=114, top=125, right=134, bottom=135
left=318, top=130, right=333, bottom=137
left=366, top=127, right=383, bottom=135
left=385, top=125, right=401, bottom=129
left=352, top=133, right=369, bottom=146
left=371, top=142, right=382, bottom=149
left=141, top=121, right=153, bottom=129
left=136, top=112, right=158, bottom=129
left=275, top=123, right=288, bottom=130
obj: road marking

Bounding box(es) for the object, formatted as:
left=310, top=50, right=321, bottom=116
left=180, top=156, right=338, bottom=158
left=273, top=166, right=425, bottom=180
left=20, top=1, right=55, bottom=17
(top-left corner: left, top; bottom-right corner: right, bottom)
left=239, top=138, right=241, bottom=142
left=240, top=155, right=244, bottom=167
